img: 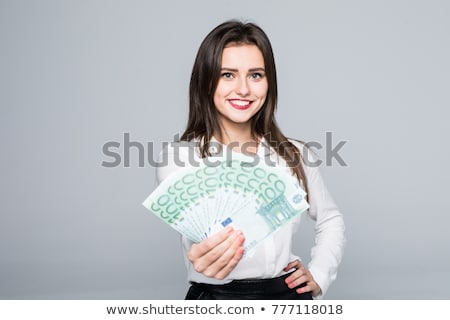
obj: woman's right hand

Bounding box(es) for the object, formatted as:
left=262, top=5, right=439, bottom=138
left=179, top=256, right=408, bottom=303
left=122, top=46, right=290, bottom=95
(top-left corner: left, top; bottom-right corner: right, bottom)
left=187, top=226, right=245, bottom=280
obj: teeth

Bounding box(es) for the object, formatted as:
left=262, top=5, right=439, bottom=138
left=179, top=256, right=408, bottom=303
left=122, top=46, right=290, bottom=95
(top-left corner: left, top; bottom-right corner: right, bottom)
left=231, top=100, right=250, bottom=106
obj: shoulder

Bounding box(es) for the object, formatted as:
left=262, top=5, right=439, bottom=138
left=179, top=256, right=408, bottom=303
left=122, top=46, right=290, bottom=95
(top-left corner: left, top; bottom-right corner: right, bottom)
left=287, top=138, right=320, bottom=167
left=286, top=138, right=326, bottom=186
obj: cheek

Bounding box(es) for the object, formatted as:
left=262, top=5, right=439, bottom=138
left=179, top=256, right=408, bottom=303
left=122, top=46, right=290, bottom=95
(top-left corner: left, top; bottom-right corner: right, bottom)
left=213, top=88, right=227, bottom=110
left=255, top=83, right=269, bottom=99
left=213, top=85, right=222, bottom=106
left=214, top=82, right=230, bottom=101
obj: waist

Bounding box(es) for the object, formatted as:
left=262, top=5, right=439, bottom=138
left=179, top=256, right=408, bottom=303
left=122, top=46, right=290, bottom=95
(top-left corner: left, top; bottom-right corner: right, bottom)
left=190, top=272, right=305, bottom=297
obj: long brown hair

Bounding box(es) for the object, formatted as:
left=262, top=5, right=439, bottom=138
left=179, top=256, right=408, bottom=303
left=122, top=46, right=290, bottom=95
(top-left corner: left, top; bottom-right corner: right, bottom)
left=180, top=19, right=310, bottom=198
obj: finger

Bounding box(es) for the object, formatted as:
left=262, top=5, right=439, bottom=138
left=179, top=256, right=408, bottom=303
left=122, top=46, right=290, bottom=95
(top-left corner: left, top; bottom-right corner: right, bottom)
left=285, top=266, right=306, bottom=284
left=286, top=275, right=309, bottom=289
left=202, top=232, right=245, bottom=278
left=192, top=230, right=243, bottom=274
left=283, top=260, right=301, bottom=272
left=203, top=230, right=243, bottom=264
left=188, top=226, right=234, bottom=260
left=296, top=281, right=318, bottom=294
left=213, top=246, right=245, bottom=280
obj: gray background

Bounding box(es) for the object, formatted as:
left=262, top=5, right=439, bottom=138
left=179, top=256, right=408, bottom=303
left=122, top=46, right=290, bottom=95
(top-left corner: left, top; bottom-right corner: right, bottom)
left=1, top=0, right=449, bottom=299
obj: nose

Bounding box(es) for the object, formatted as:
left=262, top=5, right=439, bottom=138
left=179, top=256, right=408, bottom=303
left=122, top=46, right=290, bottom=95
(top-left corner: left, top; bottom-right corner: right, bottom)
left=236, top=77, right=250, bottom=96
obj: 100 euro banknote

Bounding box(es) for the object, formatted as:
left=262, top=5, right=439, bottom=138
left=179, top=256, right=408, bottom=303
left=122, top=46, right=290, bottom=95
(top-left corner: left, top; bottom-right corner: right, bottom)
left=142, top=153, right=309, bottom=254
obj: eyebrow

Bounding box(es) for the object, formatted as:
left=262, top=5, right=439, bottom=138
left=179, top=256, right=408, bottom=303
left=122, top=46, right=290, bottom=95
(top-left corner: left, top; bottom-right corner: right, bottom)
left=221, top=67, right=266, bottom=72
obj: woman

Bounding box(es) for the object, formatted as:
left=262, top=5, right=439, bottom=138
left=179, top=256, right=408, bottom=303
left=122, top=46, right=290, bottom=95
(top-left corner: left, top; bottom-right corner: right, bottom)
left=156, top=19, right=346, bottom=300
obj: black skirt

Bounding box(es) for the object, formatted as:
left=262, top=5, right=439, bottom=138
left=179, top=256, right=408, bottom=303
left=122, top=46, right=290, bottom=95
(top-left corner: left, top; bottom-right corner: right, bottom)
left=185, top=272, right=313, bottom=300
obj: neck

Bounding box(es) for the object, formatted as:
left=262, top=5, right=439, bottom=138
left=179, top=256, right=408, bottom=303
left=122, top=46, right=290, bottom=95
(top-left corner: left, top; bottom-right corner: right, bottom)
left=215, top=124, right=259, bottom=154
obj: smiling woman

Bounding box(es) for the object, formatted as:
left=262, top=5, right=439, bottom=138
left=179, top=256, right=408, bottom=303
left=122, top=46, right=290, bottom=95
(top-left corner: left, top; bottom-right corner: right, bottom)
left=154, top=19, right=346, bottom=300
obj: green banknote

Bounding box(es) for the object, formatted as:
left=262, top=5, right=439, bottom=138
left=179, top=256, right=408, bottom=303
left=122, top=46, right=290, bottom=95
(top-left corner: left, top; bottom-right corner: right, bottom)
left=142, top=152, right=309, bottom=254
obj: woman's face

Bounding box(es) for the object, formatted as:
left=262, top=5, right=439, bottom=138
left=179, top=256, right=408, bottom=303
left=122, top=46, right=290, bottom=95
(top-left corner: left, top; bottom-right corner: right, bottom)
left=213, top=44, right=268, bottom=134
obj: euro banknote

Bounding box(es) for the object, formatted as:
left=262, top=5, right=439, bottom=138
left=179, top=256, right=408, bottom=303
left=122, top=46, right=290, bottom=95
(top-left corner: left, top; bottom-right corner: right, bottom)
left=142, top=152, right=309, bottom=254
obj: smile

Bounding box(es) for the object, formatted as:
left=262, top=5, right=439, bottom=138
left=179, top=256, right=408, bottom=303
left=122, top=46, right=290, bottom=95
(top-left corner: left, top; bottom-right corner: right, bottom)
left=228, top=99, right=253, bottom=110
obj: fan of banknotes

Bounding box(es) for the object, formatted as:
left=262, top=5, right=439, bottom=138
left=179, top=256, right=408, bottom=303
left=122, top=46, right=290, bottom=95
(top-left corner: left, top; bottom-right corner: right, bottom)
left=142, top=153, right=309, bottom=254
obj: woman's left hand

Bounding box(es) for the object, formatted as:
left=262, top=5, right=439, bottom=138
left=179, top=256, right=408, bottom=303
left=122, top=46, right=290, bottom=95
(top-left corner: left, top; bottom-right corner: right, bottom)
left=284, top=260, right=322, bottom=297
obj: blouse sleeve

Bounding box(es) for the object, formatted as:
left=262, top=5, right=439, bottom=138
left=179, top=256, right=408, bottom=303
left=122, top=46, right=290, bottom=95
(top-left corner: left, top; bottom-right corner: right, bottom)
left=302, top=148, right=346, bottom=299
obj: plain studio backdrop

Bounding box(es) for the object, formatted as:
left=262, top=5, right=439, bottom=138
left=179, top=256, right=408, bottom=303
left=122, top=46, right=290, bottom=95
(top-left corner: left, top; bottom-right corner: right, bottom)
left=1, top=0, right=449, bottom=299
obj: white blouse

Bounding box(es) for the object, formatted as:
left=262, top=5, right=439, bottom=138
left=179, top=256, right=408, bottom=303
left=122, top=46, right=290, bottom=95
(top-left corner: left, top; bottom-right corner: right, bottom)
left=155, top=138, right=346, bottom=299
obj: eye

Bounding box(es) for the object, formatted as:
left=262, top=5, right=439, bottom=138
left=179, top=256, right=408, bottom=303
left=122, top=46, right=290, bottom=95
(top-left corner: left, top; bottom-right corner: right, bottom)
left=250, top=72, right=264, bottom=80
left=221, top=72, right=234, bottom=79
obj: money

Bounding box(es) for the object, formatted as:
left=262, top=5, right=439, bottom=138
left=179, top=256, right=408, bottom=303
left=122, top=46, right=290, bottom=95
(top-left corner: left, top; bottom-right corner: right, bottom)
left=142, top=153, right=309, bottom=254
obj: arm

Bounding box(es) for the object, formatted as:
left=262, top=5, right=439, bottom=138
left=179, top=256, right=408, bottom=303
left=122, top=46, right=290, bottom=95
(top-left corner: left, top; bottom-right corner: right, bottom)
left=305, top=162, right=346, bottom=299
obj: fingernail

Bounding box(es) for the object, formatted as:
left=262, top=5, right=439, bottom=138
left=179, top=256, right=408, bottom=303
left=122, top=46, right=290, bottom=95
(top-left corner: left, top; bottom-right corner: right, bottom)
left=225, top=226, right=234, bottom=233
left=233, top=230, right=242, bottom=238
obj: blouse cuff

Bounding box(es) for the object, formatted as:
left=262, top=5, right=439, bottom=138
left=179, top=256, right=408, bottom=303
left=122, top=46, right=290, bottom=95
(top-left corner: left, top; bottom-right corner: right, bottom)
left=309, top=267, right=332, bottom=300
